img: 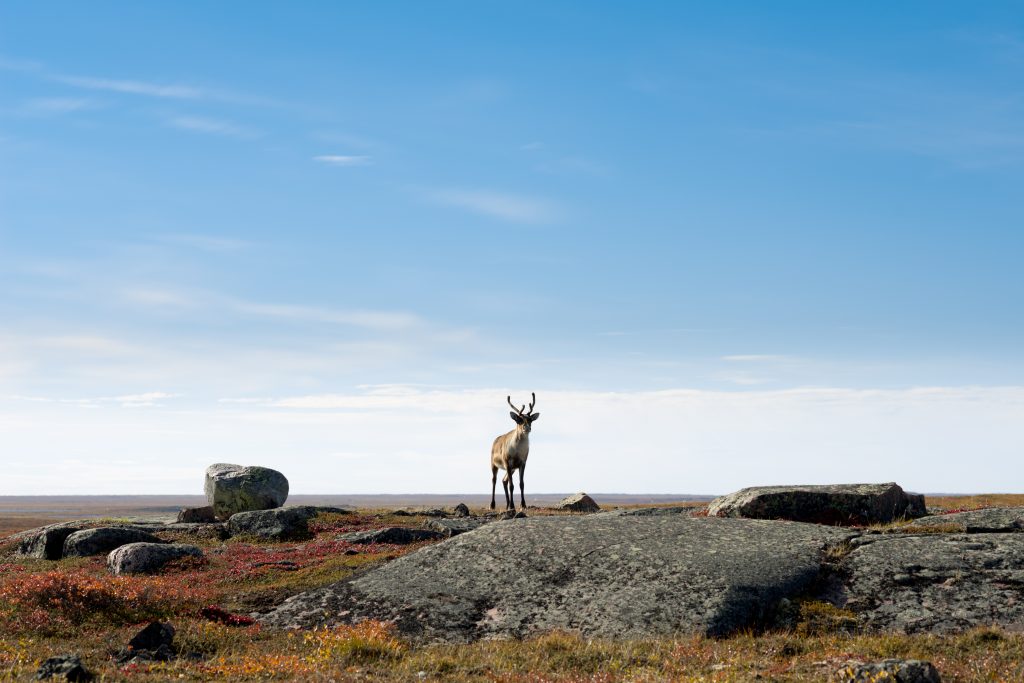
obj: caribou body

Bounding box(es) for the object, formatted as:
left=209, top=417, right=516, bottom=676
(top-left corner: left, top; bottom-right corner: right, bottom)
left=490, top=393, right=539, bottom=511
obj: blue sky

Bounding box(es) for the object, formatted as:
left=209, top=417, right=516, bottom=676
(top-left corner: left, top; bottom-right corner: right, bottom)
left=1, top=3, right=1022, bottom=495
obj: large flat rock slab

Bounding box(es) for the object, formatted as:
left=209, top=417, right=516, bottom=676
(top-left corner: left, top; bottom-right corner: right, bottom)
left=904, top=507, right=1024, bottom=533
left=709, top=482, right=926, bottom=525
left=260, top=512, right=852, bottom=641
left=838, top=533, right=1024, bottom=633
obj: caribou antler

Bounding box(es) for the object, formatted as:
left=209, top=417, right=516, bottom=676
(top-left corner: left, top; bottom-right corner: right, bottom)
left=507, top=395, right=525, bottom=416
left=527, top=392, right=536, bottom=414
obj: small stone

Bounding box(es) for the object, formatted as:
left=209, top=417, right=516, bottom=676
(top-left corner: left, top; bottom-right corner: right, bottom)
left=493, top=510, right=528, bottom=521
left=555, top=493, right=601, bottom=513
left=129, top=621, right=175, bottom=651
left=838, top=658, right=941, bottom=682
left=453, top=503, right=471, bottom=517
left=34, top=654, right=94, bottom=681
left=428, top=518, right=488, bottom=537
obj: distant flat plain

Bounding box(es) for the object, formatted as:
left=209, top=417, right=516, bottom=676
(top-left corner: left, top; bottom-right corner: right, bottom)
left=0, top=493, right=716, bottom=536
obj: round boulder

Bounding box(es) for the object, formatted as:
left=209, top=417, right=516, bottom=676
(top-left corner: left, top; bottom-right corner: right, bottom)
left=107, top=543, right=203, bottom=576
left=204, top=463, right=289, bottom=520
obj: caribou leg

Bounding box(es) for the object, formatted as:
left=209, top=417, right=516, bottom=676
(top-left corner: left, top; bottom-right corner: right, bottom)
left=519, top=465, right=526, bottom=509
left=501, top=473, right=511, bottom=511
left=490, top=465, right=498, bottom=510
left=506, top=470, right=516, bottom=511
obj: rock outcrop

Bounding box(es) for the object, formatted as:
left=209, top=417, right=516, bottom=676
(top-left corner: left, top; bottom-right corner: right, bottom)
left=107, top=543, right=203, bottom=575
left=14, top=522, right=86, bottom=560
left=904, top=507, right=1024, bottom=533
left=204, top=463, right=289, bottom=520
left=837, top=532, right=1024, bottom=633
left=708, top=482, right=926, bottom=525
left=261, top=511, right=852, bottom=640
left=62, top=527, right=163, bottom=558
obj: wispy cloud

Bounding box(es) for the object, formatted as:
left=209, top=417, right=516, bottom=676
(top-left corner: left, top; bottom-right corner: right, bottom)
left=168, top=116, right=259, bottom=138
left=231, top=301, right=421, bottom=331
left=154, top=234, right=252, bottom=252
left=313, top=154, right=371, bottom=166
left=55, top=74, right=203, bottom=99
left=722, top=355, right=794, bottom=362
left=120, top=287, right=197, bottom=308
left=425, top=188, right=562, bottom=223
left=21, top=97, right=97, bottom=115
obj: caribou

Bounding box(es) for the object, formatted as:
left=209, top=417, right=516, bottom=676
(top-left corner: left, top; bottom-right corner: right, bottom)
left=490, top=392, right=539, bottom=511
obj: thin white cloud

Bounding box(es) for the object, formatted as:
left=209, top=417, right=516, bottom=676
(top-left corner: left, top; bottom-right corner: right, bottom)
left=314, top=154, right=371, bottom=166
left=21, top=97, right=96, bottom=114
left=55, top=74, right=203, bottom=99
left=168, top=116, right=259, bottom=138
left=231, top=300, right=421, bottom=330
left=155, top=233, right=252, bottom=252
left=722, top=355, right=794, bottom=362
left=121, top=287, right=197, bottom=308
left=425, top=188, right=561, bottom=223
left=113, top=391, right=179, bottom=407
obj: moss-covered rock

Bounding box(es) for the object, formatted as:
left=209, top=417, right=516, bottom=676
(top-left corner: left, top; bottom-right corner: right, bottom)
left=204, top=463, right=289, bottom=520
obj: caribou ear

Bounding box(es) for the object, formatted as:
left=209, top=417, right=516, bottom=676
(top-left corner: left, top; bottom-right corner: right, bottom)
left=510, top=411, right=524, bottom=424
left=529, top=412, right=540, bottom=422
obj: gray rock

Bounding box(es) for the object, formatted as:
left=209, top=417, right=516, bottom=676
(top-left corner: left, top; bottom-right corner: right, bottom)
left=223, top=505, right=346, bottom=540
left=708, top=482, right=926, bottom=526
left=453, top=503, right=471, bottom=517
left=838, top=659, right=941, bottom=682
left=204, top=463, right=289, bottom=520
left=226, top=507, right=313, bottom=540
left=337, top=527, right=445, bottom=544
left=555, top=493, right=601, bottom=513
left=390, top=507, right=448, bottom=517
left=905, top=507, right=1024, bottom=533
left=836, top=533, right=1024, bottom=633
left=107, top=543, right=203, bottom=576
left=492, top=509, right=527, bottom=521
left=34, top=654, right=94, bottom=681
left=128, top=621, right=175, bottom=651
left=617, top=506, right=699, bottom=517
left=427, top=518, right=488, bottom=537
left=15, top=522, right=86, bottom=560
left=261, top=513, right=853, bottom=641
left=177, top=505, right=217, bottom=523
left=62, top=527, right=163, bottom=558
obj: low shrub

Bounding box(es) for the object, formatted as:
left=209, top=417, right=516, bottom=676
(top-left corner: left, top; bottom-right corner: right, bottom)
left=0, top=568, right=213, bottom=635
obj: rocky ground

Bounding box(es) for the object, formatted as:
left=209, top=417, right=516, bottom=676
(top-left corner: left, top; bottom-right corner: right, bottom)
left=3, top=487, right=1024, bottom=681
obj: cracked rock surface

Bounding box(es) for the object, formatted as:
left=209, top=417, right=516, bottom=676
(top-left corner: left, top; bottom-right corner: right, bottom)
left=259, top=511, right=852, bottom=641
left=837, top=532, right=1024, bottom=633
left=904, top=507, right=1024, bottom=533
